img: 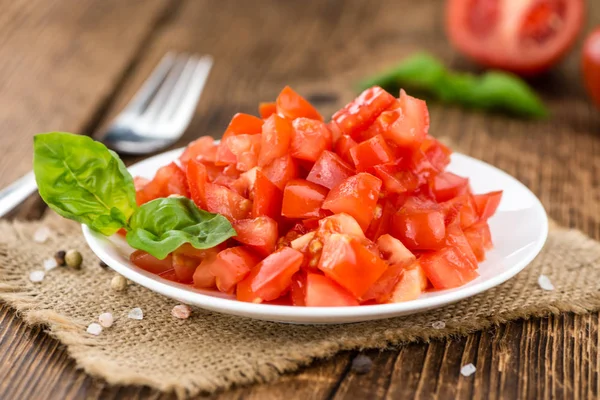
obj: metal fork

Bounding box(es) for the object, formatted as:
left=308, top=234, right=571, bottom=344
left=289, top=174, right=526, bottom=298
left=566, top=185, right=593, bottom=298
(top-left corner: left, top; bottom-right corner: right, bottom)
left=0, top=52, right=213, bottom=218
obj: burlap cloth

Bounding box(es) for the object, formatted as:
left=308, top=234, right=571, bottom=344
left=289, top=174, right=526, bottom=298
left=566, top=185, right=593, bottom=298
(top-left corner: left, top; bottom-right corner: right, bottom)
left=1, top=213, right=600, bottom=398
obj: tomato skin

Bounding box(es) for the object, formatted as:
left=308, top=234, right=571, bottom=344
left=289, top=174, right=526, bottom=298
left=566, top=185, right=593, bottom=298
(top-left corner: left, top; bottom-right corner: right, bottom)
left=306, top=151, right=354, bottom=190
left=373, top=163, right=419, bottom=194
left=204, top=183, right=251, bottom=221
left=179, top=136, right=217, bottom=167
left=318, top=233, right=388, bottom=298
left=332, top=86, right=395, bottom=139
left=322, top=173, right=382, bottom=231
left=391, top=206, right=446, bottom=251
left=192, top=256, right=217, bottom=289
left=290, top=118, right=332, bottom=162
left=464, top=222, right=493, bottom=261
left=232, top=217, right=278, bottom=257
left=222, top=113, right=264, bottom=140
left=251, top=170, right=283, bottom=219
left=258, top=114, right=294, bottom=167
left=276, top=86, right=323, bottom=121
left=349, top=134, right=395, bottom=172
left=259, top=102, right=277, bottom=119
left=281, top=179, right=329, bottom=219
left=419, top=246, right=479, bottom=290
left=472, top=190, right=502, bottom=221
left=262, top=154, right=299, bottom=190
left=421, top=136, right=451, bottom=171
left=442, top=194, right=479, bottom=229
left=304, top=273, right=359, bottom=307
left=237, top=247, right=304, bottom=303
left=186, top=159, right=207, bottom=209
left=334, top=134, right=358, bottom=166
left=446, top=0, right=584, bottom=75
left=209, top=247, right=261, bottom=293
left=431, top=172, right=469, bottom=202
left=583, top=28, right=600, bottom=108
left=130, top=250, right=173, bottom=274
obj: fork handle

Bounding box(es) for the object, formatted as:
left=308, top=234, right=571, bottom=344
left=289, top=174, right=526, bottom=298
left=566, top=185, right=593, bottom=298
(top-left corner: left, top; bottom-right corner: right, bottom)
left=0, top=171, right=38, bottom=218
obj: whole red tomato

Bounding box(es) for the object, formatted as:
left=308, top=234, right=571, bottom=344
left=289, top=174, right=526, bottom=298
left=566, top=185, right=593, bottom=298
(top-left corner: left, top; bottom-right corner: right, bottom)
left=583, top=28, right=600, bottom=109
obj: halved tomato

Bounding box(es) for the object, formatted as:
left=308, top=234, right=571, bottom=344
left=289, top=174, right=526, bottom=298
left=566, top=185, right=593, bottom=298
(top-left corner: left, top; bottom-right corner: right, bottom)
left=276, top=86, right=323, bottom=121
left=259, top=102, right=277, bottom=119
left=304, top=273, right=359, bottom=307
left=290, top=118, right=332, bottom=162
left=262, top=154, right=299, bottom=190
left=281, top=179, right=329, bottom=219
left=232, top=217, right=278, bottom=257
left=258, top=114, right=293, bottom=167
left=130, top=250, right=173, bottom=274
left=349, top=134, right=395, bottom=172
left=204, top=183, right=251, bottom=221
left=446, top=0, right=584, bottom=75
left=306, top=151, right=354, bottom=190
left=472, top=190, right=503, bottom=221
left=209, top=247, right=261, bottom=293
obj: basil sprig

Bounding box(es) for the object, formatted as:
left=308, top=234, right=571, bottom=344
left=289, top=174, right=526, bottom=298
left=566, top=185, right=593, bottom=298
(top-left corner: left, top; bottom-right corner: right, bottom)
left=33, top=132, right=235, bottom=259
left=359, top=53, right=548, bottom=119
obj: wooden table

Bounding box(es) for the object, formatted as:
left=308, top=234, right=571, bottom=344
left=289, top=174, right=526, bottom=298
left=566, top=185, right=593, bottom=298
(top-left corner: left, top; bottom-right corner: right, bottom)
left=1, top=0, right=599, bottom=398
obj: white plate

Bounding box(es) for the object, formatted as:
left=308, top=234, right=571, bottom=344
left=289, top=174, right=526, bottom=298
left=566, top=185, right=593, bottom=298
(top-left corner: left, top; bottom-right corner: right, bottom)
left=83, top=148, right=548, bottom=324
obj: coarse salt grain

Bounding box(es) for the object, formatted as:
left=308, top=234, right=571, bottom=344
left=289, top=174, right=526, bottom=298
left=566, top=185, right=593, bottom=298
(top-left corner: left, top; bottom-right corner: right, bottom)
left=538, top=274, right=555, bottom=291
left=128, top=307, right=143, bottom=320
left=461, top=363, right=476, bottom=377
left=432, top=321, right=446, bottom=329
left=86, top=323, right=102, bottom=336
left=171, top=304, right=192, bottom=319
left=33, top=226, right=51, bottom=243
left=29, top=270, right=45, bottom=283
left=98, top=312, right=114, bottom=328
left=43, top=258, right=58, bottom=271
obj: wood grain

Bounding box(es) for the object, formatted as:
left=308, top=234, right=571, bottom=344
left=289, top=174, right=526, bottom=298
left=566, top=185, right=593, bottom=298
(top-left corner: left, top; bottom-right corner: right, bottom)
left=1, top=0, right=600, bottom=399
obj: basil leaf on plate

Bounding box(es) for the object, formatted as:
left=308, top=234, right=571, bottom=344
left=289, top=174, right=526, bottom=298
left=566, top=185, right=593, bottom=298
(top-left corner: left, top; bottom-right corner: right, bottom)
left=126, top=197, right=236, bottom=260
left=33, top=132, right=136, bottom=235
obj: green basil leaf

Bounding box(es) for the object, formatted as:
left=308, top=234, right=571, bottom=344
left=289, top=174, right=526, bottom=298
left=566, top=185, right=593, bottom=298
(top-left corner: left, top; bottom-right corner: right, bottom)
left=126, top=197, right=236, bottom=260
left=33, top=132, right=136, bottom=235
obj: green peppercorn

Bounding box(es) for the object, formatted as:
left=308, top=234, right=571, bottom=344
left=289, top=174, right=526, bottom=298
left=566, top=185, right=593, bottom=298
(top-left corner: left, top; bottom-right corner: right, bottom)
left=65, top=249, right=83, bottom=269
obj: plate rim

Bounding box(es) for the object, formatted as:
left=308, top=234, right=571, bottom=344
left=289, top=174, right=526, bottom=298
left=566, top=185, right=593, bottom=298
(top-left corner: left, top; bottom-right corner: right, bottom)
left=82, top=149, right=549, bottom=323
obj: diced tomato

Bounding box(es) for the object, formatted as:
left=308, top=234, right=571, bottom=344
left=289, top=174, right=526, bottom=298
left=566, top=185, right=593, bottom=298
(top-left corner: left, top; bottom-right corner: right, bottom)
left=334, top=134, right=358, bottom=166
left=281, top=179, right=329, bottom=219
left=130, top=250, right=173, bottom=274
left=373, top=163, right=419, bottom=194
left=322, top=173, right=382, bottom=230
left=237, top=247, right=304, bottom=303
left=332, top=86, right=395, bottom=139
left=186, top=159, right=207, bottom=209
left=318, top=233, right=388, bottom=298
left=316, top=213, right=365, bottom=240
left=251, top=170, right=282, bottom=219
left=276, top=86, right=323, bottom=121
left=232, top=217, right=278, bottom=257
left=445, top=217, right=478, bottom=270
left=442, top=194, right=479, bottom=229
left=259, top=102, right=277, bottom=119
left=389, top=262, right=429, bottom=302
left=134, top=177, right=152, bottom=205
left=192, top=253, right=217, bottom=289
left=472, top=191, right=503, bottom=221
left=134, top=176, right=150, bottom=191
left=421, top=136, right=451, bottom=171
left=222, top=113, right=264, bottom=140
left=306, top=151, right=354, bottom=190
left=464, top=222, right=493, bottom=262
left=204, top=183, right=251, bottom=221
left=349, top=134, right=394, bottom=172
left=360, top=263, right=404, bottom=303
left=171, top=253, right=199, bottom=283
left=262, top=154, right=299, bottom=190
left=258, top=114, right=293, bottom=167
left=290, top=231, right=316, bottom=252
left=419, top=247, right=479, bottom=290
left=376, top=234, right=416, bottom=266
left=179, top=136, right=217, bottom=167
left=304, top=273, right=359, bottom=307
left=327, top=121, right=343, bottom=144
left=290, top=272, right=308, bottom=306
left=136, top=162, right=189, bottom=204
left=391, top=201, right=446, bottom=250
left=290, top=118, right=332, bottom=162
left=209, top=247, right=261, bottom=293
left=365, top=200, right=395, bottom=241
left=431, top=172, right=469, bottom=202
left=225, top=134, right=262, bottom=172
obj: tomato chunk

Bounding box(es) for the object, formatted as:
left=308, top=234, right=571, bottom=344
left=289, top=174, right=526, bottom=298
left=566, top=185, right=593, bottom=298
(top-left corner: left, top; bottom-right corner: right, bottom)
left=262, top=154, right=299, bottom=190
left=391, top=200, right=446, bottom=250
left=305, top=273, right=359, bottom=307
left=130, top=250, right=173, bottom=274
left=464, top=222, right=493, bottom=262
left=389, top=262, right=429, bottom=302
left=224, top=133, right=262, bottom=172
left=316, top=213, right=365, bottom=240
left=419, top=247, right=479, bottom=290
left=290, top=118, right=332, bottom=162
left=251, top=170, right=282, bottom=219
left=318, top=233, right=388, bottom=298
left=472, top=191, right=503, bottom=221
left=186, top=159, right=207, bottom=209
left=276, top=86, right=323, bottom=121
left=281, top=179, right=329, bottom=219
left=259, top=102, right=277, bottom=119
left=349, top=134, right=394, bottom=172
left=360, top=263, right=404, bottom=303
left=290, top=272, right=308, bottom=306
left=258, top=114, right=293, bottom=167
left=222, top=113, right=264, bottom=140
left=306, top=151, right=354, bottom=190
left=374, top=163, right=419, bottom=194
left=332, top=86, right=395, bottom=139
left=237, top=247, right=304, bottom=303
left=209, top=247, right=261, bottom=293
left=322, top=173, right=382, bottom=230
left=334, top=134, right=358, bottom=166
left=204, top=183, right=251, bottom=221
left=232, top=217, right=278, bottom=257
left=376, top=234, right=416, bottom=266
left=180, top=136, right=217, bottom=167
left=431, top=172, right=469, bottom=202
left=365, top=200, right=395, bottom=241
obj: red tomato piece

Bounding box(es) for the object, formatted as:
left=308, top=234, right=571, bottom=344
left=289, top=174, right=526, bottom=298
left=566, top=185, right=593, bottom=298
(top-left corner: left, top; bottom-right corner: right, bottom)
left=445, top=217, right=478, bottom=270
left=262, top=154, right=299, bottom=190
left=259, top=102, right=277, bottom=119
left=583, top=28, right=600, bottom=109
left=281, top=179, right=329, bottom=219
left=316, top=213, right=365, bottom=240
left=332, top=86, right=395, bottom=139
left=225, top=133, right=262, bottom=172
left=193, top=256, right=217, bottom=289
left=137, top=162, right=189, bottom=203
left=391, top=200, right=446, bottom=251
left=334, top=134, right=358, bottom=166
left=222, top=113, right=264, bottom=140
left=232, top=217, right=278, bottom=257
left=186, top=158, right=207, bottom=209
left=237, top=247, right=304, bottom=303
left=446, top=0, right=584, bottom=75
left=421, top=136, right=452, bottom=172
left=431, top=172, right=470, bottom=202
left=318, top=233, right=388, bottom=298
left=442, top=194, right=479, bottom=229
left=171, top=253, right=200, bottom=283
left=365, top=200, right=396, bottom=241
left=306, top=151, right=354, bottom=190
left=472, top=190, right=503, bottom=221
left=373, top=90, right=429, bottom=149
left=464, top=222, right=493, bottom=261
left=258, top=114, right=293, bottom=167
left=204, top=183, right=251, bottom=221
left=290, top=118, right=332, bottom=162
left=373, top=163, right=419, bottom=194
left=349, top=134, right=394, bottom=172
left=360, top=263, right=405, bottom=303
left=251, top=170, right=283, bottom=219
left=179, top=136, right=217, bottom=167
left=419, top=247, right=479, bottom=290
left=290, top=272, right=308, bottom=306
left=376, top=234, right=416, bottom=266
left=209, top=247, right=260, bottom=293
left=322, top=173, right=382, bottom=231
left=276, top=86, right=323, bottom=121
left=389, top=262, right=429, bottom=302
left=130, top=250, right=173, bottom=274
left=304, top=273, right=359, bottom=307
